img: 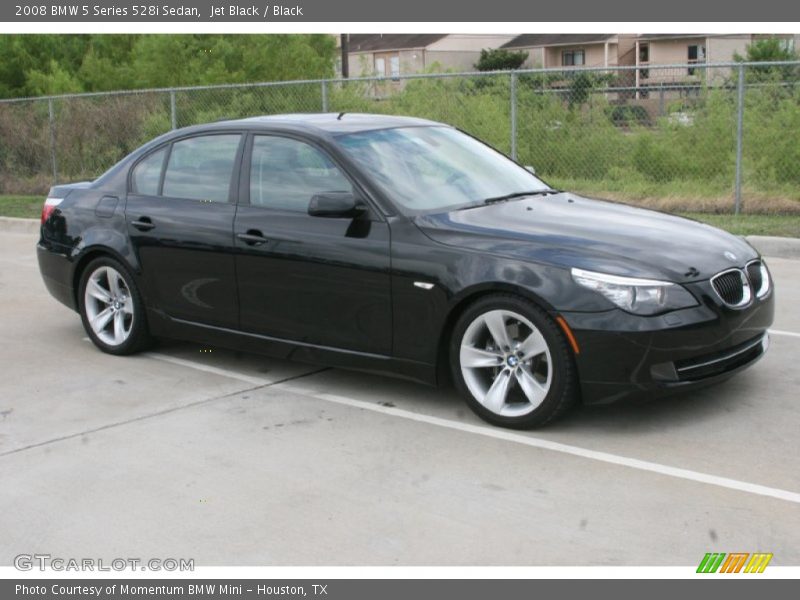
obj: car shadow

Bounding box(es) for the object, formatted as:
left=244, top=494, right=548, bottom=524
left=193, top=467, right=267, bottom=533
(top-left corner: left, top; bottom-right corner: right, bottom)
left=150, top=339, right=757, bottom=437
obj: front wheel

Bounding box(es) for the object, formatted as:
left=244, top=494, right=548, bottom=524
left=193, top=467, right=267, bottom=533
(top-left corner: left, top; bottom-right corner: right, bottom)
left=450, top=295, right=578, bottom=429
left=78, top=257, right=151, bottom=355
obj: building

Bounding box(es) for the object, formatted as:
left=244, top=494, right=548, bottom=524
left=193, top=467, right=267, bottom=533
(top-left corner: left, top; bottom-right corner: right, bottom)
left=340, top=34, right=517, bottom=77
left=499, top=34, right=638, bottom=69
left=633, top=34, right=798, bottom=89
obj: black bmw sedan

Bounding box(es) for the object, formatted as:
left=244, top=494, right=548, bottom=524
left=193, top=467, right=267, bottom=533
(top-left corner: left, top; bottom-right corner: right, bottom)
left=37, top=113, right=774, bottom=428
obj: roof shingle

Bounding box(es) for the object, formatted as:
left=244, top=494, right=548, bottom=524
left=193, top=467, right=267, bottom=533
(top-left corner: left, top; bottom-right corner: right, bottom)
left=346, top=34, right=449, bottom=53
left=501, top=34, right=615, bottom=49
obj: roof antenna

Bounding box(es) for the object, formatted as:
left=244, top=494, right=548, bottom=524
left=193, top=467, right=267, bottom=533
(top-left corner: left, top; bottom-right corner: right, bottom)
left=337, top=112, right=345, bottom=120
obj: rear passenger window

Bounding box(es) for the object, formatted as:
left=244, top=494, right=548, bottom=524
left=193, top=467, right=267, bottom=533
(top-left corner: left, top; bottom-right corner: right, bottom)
left=162, top=135, right=241, bottom=203
left=132, top=148, right=166, bottom=196
left=250, top=136, right=352, bottom=211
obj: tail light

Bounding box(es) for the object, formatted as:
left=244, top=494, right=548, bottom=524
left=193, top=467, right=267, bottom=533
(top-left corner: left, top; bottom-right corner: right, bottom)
left=41, top=197, right=63, bottom=224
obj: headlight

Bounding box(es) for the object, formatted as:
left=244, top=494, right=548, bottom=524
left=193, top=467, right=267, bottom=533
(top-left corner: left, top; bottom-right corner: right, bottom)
left=571, top=268, right=698, bottom=315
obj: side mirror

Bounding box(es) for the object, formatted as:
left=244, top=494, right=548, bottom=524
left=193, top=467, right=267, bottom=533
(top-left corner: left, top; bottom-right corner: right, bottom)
left=308, top=192, right=366, bottom=218
left=524, top=165, right=536, bottom=175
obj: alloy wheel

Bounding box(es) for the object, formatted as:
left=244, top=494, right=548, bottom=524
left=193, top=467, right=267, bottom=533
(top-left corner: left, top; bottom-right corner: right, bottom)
left=83, top=265, right=134, bottom=346
left=459, top=309, right=553, bottom=417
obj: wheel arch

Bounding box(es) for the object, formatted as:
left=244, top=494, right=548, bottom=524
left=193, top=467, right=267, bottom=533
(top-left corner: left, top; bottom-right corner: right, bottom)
left=435, top=282, right=558, bottom=385
left=71, top=246, right=141, bottom=310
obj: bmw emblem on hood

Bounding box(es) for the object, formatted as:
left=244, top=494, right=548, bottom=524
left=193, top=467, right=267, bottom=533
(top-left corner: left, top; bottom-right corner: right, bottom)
left=724, top=251, right=737, bottom=261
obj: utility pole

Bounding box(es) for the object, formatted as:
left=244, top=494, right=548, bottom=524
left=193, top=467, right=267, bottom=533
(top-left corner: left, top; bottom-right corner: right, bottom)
left=340, top=34, right=349, bottom=78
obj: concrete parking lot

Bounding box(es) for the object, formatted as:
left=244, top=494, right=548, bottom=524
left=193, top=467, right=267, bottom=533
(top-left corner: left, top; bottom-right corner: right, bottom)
left=1, top=230, right=798, bottom=566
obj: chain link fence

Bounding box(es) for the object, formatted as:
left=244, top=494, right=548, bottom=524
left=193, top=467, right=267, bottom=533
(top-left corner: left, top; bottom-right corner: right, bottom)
left=2, top=61, right=799, bottom=214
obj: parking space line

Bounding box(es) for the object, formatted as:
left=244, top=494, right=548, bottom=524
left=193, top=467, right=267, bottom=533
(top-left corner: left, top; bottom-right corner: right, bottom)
left=0, top=363, right=328, bottom=458
left=280, top=388, right=800, bottom=506
left=87, top=341, right=800, bottom=505
left=0, top=382, right=267, bottom=459
left=144, top=352, right=272, bottom=386
left=769, top=329, right=800, bottom=339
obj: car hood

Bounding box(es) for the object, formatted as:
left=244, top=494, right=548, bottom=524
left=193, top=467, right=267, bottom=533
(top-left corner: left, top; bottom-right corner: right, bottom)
left=413, top=192, right=758, bottom=283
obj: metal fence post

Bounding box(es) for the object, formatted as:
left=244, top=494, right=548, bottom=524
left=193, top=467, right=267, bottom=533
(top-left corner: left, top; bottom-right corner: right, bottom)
left=734, top=64, right=745, bottom=215
left=170, top=90, right=177, bottom=130
left=47, top=98, right=58, bottom=184
left=510, top=72, right=518, bottom=161
left=321, top=80, right=329, bottom=112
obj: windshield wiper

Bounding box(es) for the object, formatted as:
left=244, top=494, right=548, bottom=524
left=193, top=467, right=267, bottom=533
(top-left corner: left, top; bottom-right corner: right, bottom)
left=481, top=189, right=559, bottom=205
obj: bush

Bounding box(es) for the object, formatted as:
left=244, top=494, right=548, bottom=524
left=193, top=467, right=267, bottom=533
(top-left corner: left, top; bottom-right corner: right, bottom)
left=474, top=49, right=528, bottom=72
left=3, top=68, right=800, bottom=210
left=608, top=105, right=651, bottom=127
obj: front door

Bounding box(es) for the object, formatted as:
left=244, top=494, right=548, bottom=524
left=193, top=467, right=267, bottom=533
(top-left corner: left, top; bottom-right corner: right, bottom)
left=234, top=134, right=392, bottom=355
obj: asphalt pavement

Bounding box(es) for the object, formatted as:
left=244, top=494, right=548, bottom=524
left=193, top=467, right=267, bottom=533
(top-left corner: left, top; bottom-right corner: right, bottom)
left=1, top=230, right=798, bottom=566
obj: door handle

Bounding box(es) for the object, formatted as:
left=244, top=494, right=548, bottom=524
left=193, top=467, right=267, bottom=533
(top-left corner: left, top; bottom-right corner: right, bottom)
left=131, top=217, right=155, bottom=231
left=237, top=230, right=268, bottom=246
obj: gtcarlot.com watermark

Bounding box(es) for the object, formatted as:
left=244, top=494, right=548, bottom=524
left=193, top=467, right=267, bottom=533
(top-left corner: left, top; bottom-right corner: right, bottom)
left=14, top=554, right=194, bottom=572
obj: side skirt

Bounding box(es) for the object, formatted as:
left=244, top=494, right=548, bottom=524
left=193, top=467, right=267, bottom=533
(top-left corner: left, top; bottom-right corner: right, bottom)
left=146, top=308, right=438, bottom=386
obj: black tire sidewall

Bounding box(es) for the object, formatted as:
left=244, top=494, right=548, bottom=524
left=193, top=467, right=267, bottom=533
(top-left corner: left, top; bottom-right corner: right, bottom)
left=449, top=295, right=576, bottom=429
left=78, top=256, right=149, bottom=355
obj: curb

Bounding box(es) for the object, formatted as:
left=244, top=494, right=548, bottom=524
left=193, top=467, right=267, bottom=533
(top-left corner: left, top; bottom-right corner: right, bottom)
left=1, top=218, right=799, bottom=259
left=0, top=217, right=39, bottom=234
left=745, top=235, right=800, bottom=260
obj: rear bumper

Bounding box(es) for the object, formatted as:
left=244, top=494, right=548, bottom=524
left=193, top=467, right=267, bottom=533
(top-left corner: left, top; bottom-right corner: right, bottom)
left=37, top=242, right=77, bottom=311
left=561, top=284, right=774, bottom=405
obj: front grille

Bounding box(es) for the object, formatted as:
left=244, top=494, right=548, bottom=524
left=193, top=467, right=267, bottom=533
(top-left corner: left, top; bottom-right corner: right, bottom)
left=711, top=269, right=751, bottom=308
left=746, top=261, right=763, bottom=293
left=674, top=334, right=767, bottom=382
left=746, top=259, right=771, bottom=298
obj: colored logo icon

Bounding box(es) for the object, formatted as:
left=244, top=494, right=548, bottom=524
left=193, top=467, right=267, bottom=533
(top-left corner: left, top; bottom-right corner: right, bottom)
left=697, top=552, right=773, bottom=573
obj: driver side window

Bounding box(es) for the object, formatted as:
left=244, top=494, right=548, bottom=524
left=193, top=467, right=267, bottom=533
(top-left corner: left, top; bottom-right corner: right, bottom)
left=249, top=136, right=352, bottom=212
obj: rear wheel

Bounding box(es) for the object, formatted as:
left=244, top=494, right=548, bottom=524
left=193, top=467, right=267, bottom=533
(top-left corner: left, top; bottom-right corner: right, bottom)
left=78, top=257, right=150, bottom=355
left=450, top=295, right=578, bottom=428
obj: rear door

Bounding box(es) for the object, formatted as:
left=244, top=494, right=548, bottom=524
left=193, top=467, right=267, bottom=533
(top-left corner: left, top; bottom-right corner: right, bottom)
left=125, top=132, right=244, bottom=328
left=233, top=133, right=392, bottom=355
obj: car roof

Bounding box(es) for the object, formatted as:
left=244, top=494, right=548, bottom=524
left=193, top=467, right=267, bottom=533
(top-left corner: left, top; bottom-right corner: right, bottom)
left=202, top=112, right=445, bottom=135
left=99, top=112, right=449, bottom=188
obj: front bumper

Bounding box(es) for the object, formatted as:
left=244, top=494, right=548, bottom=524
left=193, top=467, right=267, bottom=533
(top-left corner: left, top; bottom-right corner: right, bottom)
left=561, top=279, right=775, bottom=405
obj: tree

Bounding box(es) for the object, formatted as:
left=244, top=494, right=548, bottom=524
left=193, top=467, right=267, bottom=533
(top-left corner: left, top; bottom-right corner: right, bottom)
left=735, top=37, right=798, bottom=63
left=129, top=35, right=338, bottom=88
left=0, top=34, right=338, bottom=99
left=0, top=35, right=90, bottom=97
left=567, top=72, right=613, bottom=108
left=734, top=37, right=799, bottom=83
left=474, top=48, right=528, bottom=71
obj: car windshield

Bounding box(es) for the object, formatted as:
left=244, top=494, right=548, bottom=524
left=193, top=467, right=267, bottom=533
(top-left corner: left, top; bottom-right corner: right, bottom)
left=335, top=126, right=552, bottom=214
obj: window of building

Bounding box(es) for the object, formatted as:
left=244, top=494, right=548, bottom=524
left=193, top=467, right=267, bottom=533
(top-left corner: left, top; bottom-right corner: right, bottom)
left=638, top=43, right=650, bottom=63
left=374, top=52, right=401, bottom=79
left=688, top=44, right=706, bottom=75
left=562, top=49, right=585, bottom=67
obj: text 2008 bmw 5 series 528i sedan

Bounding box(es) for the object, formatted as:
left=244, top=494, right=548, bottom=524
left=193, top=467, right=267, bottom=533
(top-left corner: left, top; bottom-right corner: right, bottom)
left=37, top=113, right=774, bottom=428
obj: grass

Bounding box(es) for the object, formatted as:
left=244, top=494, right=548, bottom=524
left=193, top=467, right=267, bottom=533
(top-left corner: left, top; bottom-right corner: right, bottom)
left=549, top=177, right=800, bottom=215
left=0, top=195, right=42, bottom=219
left=1, top=195, right=799, bottom=238
left=678, top=213, right=800, bottom=238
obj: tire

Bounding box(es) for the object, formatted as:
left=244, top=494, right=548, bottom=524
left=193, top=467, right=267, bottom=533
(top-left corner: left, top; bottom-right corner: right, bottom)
left=78, top=256, right=151, bottom=355
left=449, top=294, right=578, bottom=429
